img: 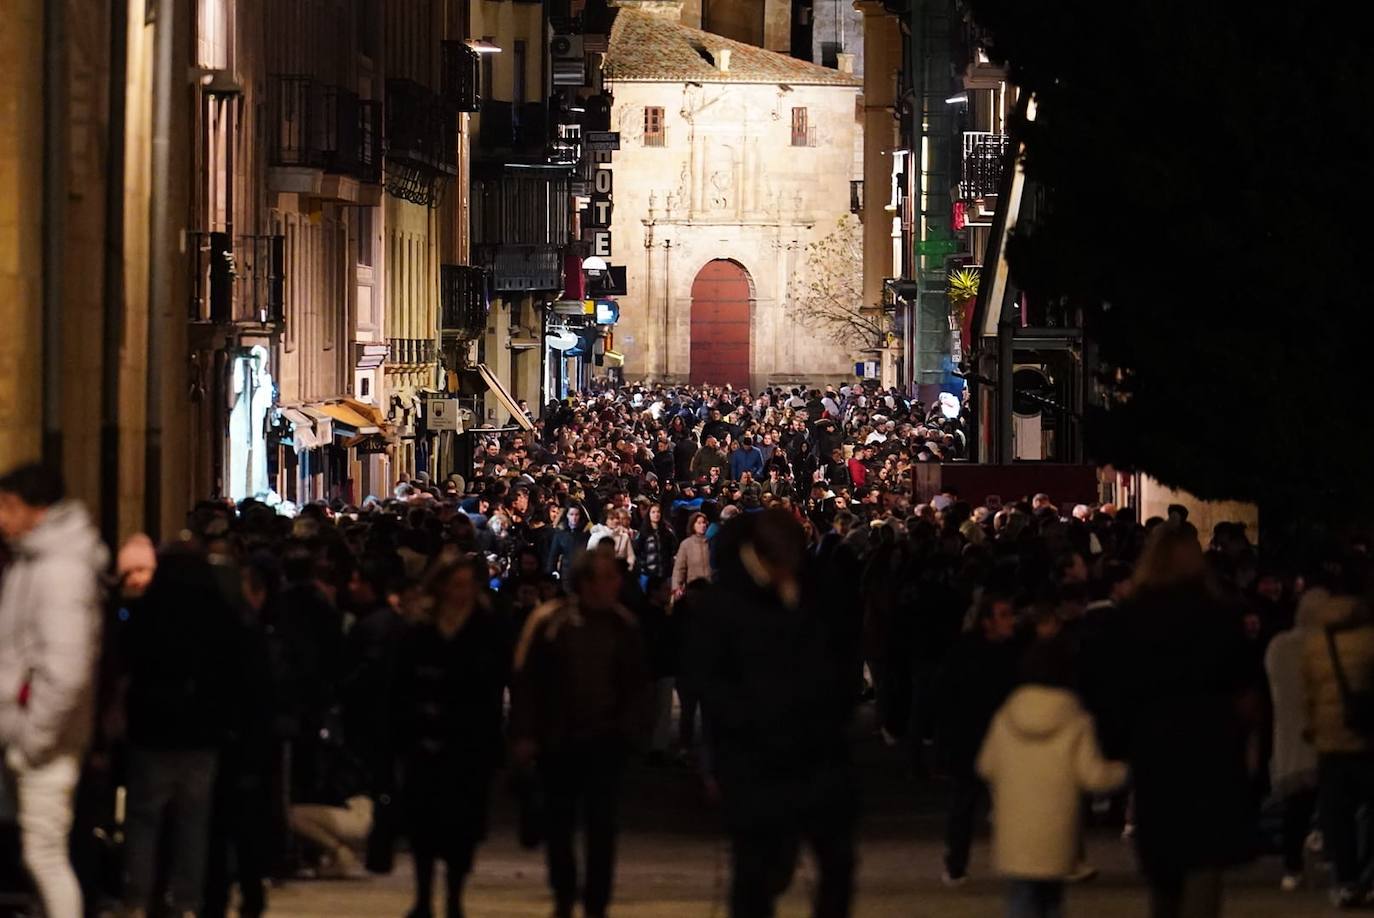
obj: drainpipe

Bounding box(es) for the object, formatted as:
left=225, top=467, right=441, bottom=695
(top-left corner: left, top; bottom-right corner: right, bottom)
left=100, top=0, right=130, bottom=544
left=145, top=0, right=175, bottom=539
left=42, top=0, right=67, bottom=469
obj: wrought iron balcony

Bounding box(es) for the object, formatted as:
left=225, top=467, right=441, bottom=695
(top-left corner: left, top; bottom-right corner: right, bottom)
left=267, top=76, right=381, bottom=183
left=442, top=41, right=481, bottom=113
left=188, top=232, right=284, bottom=325
left=385, top=79, right=459, bottom=206
left=440, top=265, right=490, bottom=340
left=960, top=131, right=1011, bottom=200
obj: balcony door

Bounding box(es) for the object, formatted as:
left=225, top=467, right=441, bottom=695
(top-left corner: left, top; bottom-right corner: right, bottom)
left=690, top=259, right=752, bottom=390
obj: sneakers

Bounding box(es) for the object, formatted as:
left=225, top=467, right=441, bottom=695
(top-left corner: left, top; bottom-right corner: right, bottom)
left=1280, top=874, right=1302, bottom=893
left=940, top=870, right=969, bottom=888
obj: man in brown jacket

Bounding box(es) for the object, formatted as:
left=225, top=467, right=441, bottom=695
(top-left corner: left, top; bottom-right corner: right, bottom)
left=1303, top=589, right=1374, bottom=907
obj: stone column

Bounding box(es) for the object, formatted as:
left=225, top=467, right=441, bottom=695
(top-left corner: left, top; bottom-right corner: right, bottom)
left=856, top=2, right=899, bottom=314
left=0, top=0, right=46, bottom=469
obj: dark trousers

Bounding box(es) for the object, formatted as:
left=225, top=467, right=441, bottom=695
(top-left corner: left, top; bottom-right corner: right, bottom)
left=1147, top=868, right=1223, bottom=918
left=1280, top=789, right=1318, bottom=875
left=1318, top=752, right=1374, bottom=887
left=728, top=811, right=855, bottom=918
left=943, top=771, right=985, bottom=878
left=677, top=688, right=700, bottom=748
left=411, top=838, right=477, bottom=918
left=123, top=746, right=218, bottom=914
left=541, top=741, right=625, bottom=917
left=1007, top=879, right=1064, bottom=918
left=203, top=764, right=272, bottom=918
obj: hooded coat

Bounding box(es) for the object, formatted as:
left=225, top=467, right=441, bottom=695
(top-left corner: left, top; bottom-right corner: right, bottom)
left=977, top=685, right=1127, bottom=879
left=0, top=501, right=106, bottom=764
left=1264, top=588, right=1325, bottom=795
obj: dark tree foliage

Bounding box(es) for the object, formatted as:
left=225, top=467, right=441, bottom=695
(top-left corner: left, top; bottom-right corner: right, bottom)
left=968, top=0, right=1374, bottom=517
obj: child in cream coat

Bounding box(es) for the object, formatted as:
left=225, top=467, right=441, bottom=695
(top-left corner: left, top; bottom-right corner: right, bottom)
left=978, top=638, right=1128, bottom=918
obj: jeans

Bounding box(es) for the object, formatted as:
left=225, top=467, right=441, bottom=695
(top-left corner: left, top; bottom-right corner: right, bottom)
left=5, top=748, right=83, bottom=918
left=1007, top=879, right=1064, bottom=918
left=541, top=740, right=626, bottom=916
left=943, top=771, right=985, bottom=879
left=123, top=745, right=218, bottom=914
left=1148, top=868, right=1223, bottom=918
left=729, top=808, right=855, bottom=918
left=1318, top=752, right=1374, bottom=888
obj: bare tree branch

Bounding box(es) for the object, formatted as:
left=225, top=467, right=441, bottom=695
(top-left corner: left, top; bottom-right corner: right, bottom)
left=787, top=215, right=892, bottom=350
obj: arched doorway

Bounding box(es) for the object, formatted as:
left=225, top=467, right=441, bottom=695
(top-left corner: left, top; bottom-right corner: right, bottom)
left=690, top=260, right=752, bottom=389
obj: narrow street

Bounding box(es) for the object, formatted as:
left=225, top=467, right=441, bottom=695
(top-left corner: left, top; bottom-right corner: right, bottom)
left=270, top=724, right=1337, bottom=918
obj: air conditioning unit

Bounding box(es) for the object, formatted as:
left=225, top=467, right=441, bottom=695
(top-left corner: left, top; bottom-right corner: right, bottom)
left=551, top=34, right=584, bottom=59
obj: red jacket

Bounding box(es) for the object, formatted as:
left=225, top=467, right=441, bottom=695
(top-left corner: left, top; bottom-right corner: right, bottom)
left=847, top=458, right=867, bottom=488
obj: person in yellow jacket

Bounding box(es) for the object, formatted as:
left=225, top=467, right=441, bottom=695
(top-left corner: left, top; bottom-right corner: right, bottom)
left=1302, top=584, right=1374, bottom=908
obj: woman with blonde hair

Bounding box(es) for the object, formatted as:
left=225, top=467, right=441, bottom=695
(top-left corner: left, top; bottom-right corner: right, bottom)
left=1111, top=523, right=1256, bottom=918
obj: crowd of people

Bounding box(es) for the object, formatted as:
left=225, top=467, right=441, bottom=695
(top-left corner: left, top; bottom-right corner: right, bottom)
left=0, top=378, right=1371, bottom=918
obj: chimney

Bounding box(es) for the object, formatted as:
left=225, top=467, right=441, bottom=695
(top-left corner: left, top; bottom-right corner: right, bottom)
left=609, top=0, right=685, bottom=20
left=836, top=52, right=855, bottom=74
left=716, top=47, right=731, bottom=72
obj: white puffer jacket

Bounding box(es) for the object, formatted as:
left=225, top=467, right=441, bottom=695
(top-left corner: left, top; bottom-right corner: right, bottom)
left=0, top=501, right=106, bottom=765
left=977, top=685, right=1128, bottom=879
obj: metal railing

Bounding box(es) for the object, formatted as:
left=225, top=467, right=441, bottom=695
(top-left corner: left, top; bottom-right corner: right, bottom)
left=960, top=131, right=1011, bottom=200
left=440, top=265, right=490, bottom=339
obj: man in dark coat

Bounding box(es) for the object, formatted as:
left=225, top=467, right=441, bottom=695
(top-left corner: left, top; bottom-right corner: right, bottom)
left=682, top=509, right=857, bottom=917
left=511, top=547, right=651, bottom=918
left=935, top=593, right=1021, bottom=884
left=673, top=434, right=700, bottom=483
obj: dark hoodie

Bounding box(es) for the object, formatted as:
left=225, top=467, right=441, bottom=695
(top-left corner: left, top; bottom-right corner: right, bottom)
left=681, top=510, right=856, bottom=831
left=125, top=547, right=241, bottom=749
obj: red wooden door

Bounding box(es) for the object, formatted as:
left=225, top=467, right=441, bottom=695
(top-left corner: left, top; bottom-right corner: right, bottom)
left=690, top=260, right=751, bottom=389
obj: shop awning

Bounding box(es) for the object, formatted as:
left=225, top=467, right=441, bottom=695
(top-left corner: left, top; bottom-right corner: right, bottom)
left=476, top=363, right=534, bottom=431
left=300, top=407, right=335, bottom=443
left=312, top=401, right=381, bottom=434
left=281, top=407, right=324, bottom=451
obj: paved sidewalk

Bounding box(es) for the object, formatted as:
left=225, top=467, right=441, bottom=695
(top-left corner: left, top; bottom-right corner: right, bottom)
left=268, top=735, right=1340, bottom=918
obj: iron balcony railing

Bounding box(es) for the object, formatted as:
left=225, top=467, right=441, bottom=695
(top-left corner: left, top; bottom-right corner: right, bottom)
left=440, top=265, right=490, bottom=340
left=188, top=232, right=284, bottom=324
left=267, top=76, right=381, bottom=183
left=960, top=131, right=1011, bottom=200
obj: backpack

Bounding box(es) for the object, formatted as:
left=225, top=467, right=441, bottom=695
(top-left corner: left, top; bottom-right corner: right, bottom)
left=1325, top=626, right=1374, bottom=736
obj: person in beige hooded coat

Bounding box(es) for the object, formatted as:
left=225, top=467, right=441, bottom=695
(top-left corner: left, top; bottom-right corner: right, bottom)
left=978, top=639, right=1128, bottom=918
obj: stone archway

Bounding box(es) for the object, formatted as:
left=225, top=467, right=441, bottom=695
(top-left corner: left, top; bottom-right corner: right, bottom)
left=690, top=259, right=752, bottom=389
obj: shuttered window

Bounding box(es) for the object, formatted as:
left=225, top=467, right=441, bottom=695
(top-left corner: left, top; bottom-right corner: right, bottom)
left=644, top=106, right=665, bottom=147
left=791, top=107, right=810, bottom=146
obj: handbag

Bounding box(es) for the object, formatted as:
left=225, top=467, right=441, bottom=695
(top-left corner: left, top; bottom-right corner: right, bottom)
left=1325, top=626, right=1374, bottom=736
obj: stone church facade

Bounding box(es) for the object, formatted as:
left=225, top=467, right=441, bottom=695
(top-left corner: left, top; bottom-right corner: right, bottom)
left=602, top=3, right=865, bottom=391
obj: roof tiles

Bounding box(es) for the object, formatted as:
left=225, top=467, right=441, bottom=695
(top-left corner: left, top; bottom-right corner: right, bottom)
left=603, top=9, right=863, bottom=86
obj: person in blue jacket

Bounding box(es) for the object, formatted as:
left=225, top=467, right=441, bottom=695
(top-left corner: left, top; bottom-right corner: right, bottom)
left=729, top=436, right=765, bottom=482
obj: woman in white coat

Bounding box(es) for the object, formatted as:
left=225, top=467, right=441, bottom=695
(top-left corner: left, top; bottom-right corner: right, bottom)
left=978, top=639, right=1128, bottom=918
